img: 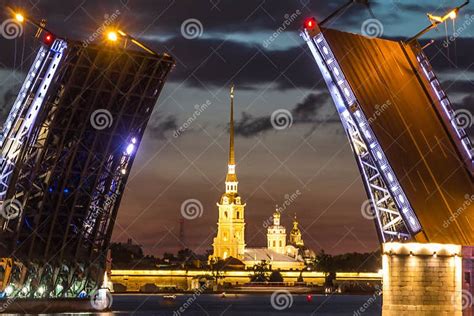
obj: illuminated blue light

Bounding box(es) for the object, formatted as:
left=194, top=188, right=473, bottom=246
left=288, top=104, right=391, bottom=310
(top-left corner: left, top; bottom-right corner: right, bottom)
left=126, top=143, right=135, bottom=155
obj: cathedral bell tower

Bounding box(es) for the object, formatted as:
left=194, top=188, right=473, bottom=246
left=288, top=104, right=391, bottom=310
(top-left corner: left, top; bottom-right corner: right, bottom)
left=211, top=85, right=246, bottom=261
left=267, top=209, right=287, bottom=254
left=289, top=214, right=304, bottom=247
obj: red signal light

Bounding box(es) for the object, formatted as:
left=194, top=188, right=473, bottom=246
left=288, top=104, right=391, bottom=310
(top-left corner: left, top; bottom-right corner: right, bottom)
left=304, top=17, right=317, bottom=29
left=43, top=33, right=55, bottom=45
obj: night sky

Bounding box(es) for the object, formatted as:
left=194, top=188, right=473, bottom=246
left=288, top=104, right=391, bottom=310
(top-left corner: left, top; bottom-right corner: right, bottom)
left=0, top=0, right=473, bottom=256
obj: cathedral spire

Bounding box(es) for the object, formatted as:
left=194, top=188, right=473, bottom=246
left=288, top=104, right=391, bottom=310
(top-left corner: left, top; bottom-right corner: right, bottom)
left=225, top=85, right=237, bottom=190
left=229, top=84, right=235, bottom=166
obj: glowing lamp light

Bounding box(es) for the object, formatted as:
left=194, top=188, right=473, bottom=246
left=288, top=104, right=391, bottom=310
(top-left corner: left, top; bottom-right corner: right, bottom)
left=44, top=33, right=54, bottom=45
left=126, top=143, right=135, bottom=155
left=448, top=10, right=457, bottom=20
left=304, top=17, right=317, bottom=29
left=15, top=13, right=25, bottom=23
left=37, top=285, right=45, bottom=295
left=107, top=31, right=118, bottom=42
left=4, top=285, right=14, bottom=296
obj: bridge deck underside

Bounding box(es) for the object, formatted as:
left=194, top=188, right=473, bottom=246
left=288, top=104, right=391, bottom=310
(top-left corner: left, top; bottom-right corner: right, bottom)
left=322, top=28, right=473, bottom=245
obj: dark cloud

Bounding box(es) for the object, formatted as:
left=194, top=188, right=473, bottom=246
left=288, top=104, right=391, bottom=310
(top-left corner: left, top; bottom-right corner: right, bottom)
left=234, top=112, right=274, bottom=137
left=163, top=37, right=323, bottom=90
left=1, top=2, right=473, bottom=93
left=0, top=84, right=20, bottom=127
left=147, top=114, right=178, bottom=140
left=442, top=79, right=474, bottom=95
left=235, top=92, right=338, bottom=137
left=428, top=38, right=474, bottom=72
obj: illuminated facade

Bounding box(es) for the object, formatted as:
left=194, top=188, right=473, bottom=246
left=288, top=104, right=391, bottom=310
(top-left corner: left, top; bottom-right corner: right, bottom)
left=210, top=89, right=313, bottom=270
left=267, top=211, right=287, bottom=254
left=381, top=242, right=472, bottom=315
left=211, top=86, right=246, bottom=261
left=289, top=215, right=304, bottom=247
left=0, top=35, right=174, bottom=298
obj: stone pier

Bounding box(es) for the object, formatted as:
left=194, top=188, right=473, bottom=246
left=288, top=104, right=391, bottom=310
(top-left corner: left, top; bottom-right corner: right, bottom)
left=382, top=242, right=473, bottom=316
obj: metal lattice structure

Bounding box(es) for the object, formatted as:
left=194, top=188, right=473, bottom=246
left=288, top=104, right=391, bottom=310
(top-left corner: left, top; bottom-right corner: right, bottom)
left=302, top=30, right=420, bottom=242
left=302, top=21, right=473, bottom=245
left=0, top=37, right=174, bottom=298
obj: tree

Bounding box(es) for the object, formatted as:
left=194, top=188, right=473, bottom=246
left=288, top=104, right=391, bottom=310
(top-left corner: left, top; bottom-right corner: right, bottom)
left=249, top=261, right=270, bottom=283
left=208, top=258, right=225, bottom=291
left=177, top=248, right=196, bottom=262
left=314, top=250, right=335, bottom=274
left=297, top=271, right=304, bottom=283
left=163, top=252, right=177, bottom=262
left=269, top=270, right=284, bottom=283
left=109, top=242, right=145, bottom=268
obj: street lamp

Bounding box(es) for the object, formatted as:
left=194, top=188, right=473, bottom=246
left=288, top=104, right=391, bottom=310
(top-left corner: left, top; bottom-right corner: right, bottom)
left=14, top=13, right=24, bottom=23
left=407, top=1, right=469, bottom=44
left=105, top=29, right=158, bottom=56
left=7, top=7, right=54, bottom=39
left=106, top=31, right=118, bottom=42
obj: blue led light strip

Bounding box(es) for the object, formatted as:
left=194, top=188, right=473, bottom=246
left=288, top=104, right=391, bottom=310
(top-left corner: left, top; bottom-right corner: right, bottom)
left=302, top=29, right=422, bottom=238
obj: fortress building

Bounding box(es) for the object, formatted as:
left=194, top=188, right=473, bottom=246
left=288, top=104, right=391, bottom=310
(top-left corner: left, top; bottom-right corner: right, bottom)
left=209, top=86, right=314, bottom=270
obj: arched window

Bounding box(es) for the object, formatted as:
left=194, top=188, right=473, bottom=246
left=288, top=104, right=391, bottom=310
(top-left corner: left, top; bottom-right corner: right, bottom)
left=236, top=211, right=240, bottom=219
left=279, top=240, right=282, bottom=247
left=273, top=240, right=276, bottom=247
